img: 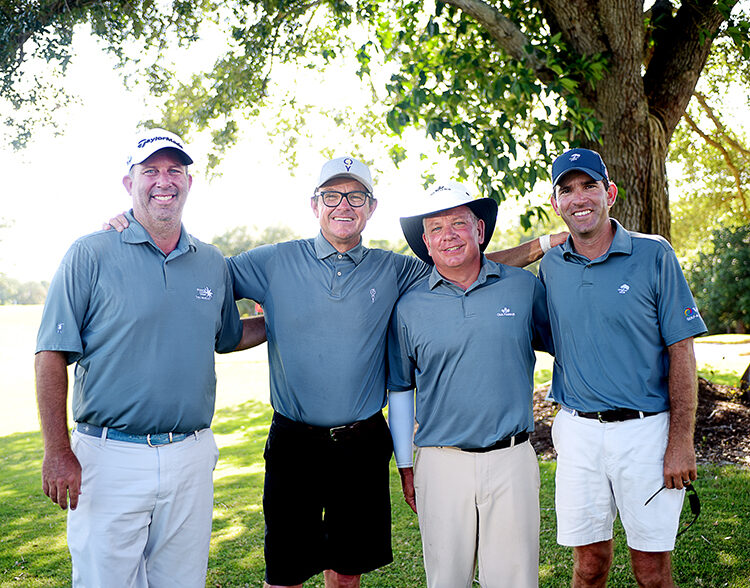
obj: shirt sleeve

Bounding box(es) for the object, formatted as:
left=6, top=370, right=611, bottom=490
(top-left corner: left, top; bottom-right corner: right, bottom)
left=386, top=304, right=416, bottom=392
left=388, top=389, right=415, bottom=467
left=35, top=240, right=95, bottom=363
left=226, top=244, right=275, bottom=303
left=393, top=253, right=430, bottom=294
left=214, top=261, right=243, bottom=353
left=531, top=276, right=554, bottom=355
left=656, top=245, right=707, bottom=345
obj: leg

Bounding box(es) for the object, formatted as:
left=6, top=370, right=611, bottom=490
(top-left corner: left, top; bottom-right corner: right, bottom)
left=572, top=541, right=613, bottom=588
left=68, top=431, right=157, bottom=588
left=629, top=549, right=674, bottom=588
left=145, top=429, right=219, bottom=588
left=324, top=569, right=361, bottom=587
left=413, top=447, right=478, bottom=588
left=477, top=441, right=540, bottom=588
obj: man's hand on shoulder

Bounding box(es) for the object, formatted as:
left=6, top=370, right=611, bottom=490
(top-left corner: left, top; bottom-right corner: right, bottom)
left=398, top=467, right=417, bottom=514
left=103, top=212, right=130, bottom=232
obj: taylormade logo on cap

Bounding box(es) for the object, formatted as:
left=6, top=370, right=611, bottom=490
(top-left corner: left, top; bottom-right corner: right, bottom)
left=126, top=128, right=194, bottom=172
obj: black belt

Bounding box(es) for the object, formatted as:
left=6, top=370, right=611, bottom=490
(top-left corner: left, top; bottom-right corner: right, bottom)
left=461, top=431, right=529, bottom=453
left=573, top=408, right=661, bottom=423
left=272, top=411, right=383, bottom=442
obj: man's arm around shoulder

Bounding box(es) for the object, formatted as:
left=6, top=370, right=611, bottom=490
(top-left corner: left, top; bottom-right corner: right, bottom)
left=485, top=232, right=567, bottom=267
left=663, top=337, right=698, bottom=490
left=35, top=351, right=81, bottom=510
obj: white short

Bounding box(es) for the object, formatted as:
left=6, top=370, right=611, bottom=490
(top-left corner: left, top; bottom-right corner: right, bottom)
left=68, top=428, right=219, bottom=588
left=414, top=441, right=540, bottom=588
left=552, top=409, right=685, bottom=552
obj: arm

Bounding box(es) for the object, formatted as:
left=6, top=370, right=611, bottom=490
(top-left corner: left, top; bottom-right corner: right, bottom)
left=662, top=337, right=698, bottom=490
left=388, top=389, right=417, bottom=513
left=35, top=351, right=81, bottom=510
left=485, top=231, right=567, bottom=268
left=235, top=316, right=267, bottom=351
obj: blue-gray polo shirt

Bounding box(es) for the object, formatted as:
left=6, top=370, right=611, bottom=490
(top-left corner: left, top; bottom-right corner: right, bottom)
left=36, top=211, right=242, bottom=434
left=387, top=259, right=553, bottom=449
left=227, top=232, right=429, bottom=427
left=538, top=219, right=707, bottom=413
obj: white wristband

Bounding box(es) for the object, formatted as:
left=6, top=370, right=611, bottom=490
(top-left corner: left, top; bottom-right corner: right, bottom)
left=539, top=234, right=552, bottom=254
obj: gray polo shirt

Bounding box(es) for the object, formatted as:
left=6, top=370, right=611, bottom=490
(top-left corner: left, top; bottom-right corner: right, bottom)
left=539, top=219, right=707, bottom=413
left=387, top=259, right=552, bottom=449
left=227, top=233, right=429, bottom=427
left=36, top=211, right=242, bottom=434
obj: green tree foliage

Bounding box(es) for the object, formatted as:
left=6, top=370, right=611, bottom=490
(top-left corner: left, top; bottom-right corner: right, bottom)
left=686, top=224, right=750, bottom=334
left=211, top=224, right=299, bottom=315
left=4, top=2, right=750, bottom=238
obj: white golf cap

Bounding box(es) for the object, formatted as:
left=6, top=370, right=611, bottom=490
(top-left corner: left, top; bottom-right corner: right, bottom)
left=316, top=156, right=374, bottom=194
left=126, top=128, right=193, bottom=172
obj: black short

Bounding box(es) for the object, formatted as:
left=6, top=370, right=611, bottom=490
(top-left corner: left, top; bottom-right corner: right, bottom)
left=263, top=411, right=394, bottom=586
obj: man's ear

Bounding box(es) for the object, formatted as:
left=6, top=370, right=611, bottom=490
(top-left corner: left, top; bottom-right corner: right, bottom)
left=550, top=193, right=560, bottom=216
left=606, top=183, right=618, bottom=208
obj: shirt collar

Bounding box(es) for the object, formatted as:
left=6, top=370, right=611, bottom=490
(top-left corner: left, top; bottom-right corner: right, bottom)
left=561, top=218, right=632, bottom=262
left=428, top=256, right=501, bottom=291
left=122, top=209, right=195, bottom=255
left=314, top=231, right=365, bottom=264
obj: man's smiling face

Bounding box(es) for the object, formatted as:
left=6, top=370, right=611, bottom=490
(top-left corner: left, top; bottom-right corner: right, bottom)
left=311, top=177, right=377, bottom=252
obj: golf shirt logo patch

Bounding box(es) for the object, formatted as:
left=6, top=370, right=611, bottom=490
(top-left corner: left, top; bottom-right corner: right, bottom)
left=618, top=283, right=630, bottom=294
left=496, top=307, right=516, bottom=317
left=56, top=322, right=64, bottom=334
left=370, top=288, right=377, bottom=303
left=195, top=286, right=214, bottom=301
left=684, top=306, right=700, bottom=321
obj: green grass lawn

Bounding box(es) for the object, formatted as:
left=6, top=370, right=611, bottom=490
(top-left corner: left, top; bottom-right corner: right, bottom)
left=2, top=307, right=749, bottom=586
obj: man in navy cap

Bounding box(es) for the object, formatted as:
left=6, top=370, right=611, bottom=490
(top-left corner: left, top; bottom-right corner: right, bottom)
left=540, top=148, right=707, bottom=587
left=35, top=128, right=264, bottom=587
left=387, top=181, right=553, bottom=588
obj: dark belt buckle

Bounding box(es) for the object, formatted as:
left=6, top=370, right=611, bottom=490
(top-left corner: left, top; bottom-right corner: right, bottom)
left=147, top=432, right=173, bottom=447
left=329, top=425, right=348, bottom=442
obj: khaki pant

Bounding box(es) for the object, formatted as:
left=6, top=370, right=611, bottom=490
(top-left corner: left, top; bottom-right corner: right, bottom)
left=414, top=441, right=540, bottom=588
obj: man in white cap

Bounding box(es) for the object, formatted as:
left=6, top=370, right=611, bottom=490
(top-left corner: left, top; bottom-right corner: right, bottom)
left=226, top=157, right=566, bottom=588
left=386, top=181, right=553, bottom=588
left=35, top=128, right=264, bottom=587
left=107, top=154, right=564, bottom=587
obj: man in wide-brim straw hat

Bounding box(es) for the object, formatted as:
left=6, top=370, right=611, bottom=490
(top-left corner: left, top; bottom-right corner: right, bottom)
left=387, top=180, right=553, bottom=588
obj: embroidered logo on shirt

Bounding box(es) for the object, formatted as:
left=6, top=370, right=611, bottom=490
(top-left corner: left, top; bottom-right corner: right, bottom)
left=684, top=306, right=700, bottom=321
left=496, top=307, right=516, bottom=317
left=196, top=287, right=214, bottom=301
left=370, top=288, right=377, bottom=303
left=56, top=322, right=64, bottom=334
left=618, top=283, right=630, bottom=294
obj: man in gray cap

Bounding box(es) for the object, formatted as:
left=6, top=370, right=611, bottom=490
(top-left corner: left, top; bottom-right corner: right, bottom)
left=387, top=181, right=553, bottom=588
left=35, top=128, right=264, bottom=587
left=540, top=148, right=706, bottom=587
left=107, top=154, right=564, bottom=587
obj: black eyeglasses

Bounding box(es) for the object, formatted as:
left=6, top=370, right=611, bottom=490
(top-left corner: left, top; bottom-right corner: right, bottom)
left=644, top=481, right=700, bottom=537
left=315, top=190, right=372, bottom=208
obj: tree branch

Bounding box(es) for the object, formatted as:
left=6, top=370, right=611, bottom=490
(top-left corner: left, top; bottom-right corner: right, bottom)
left=644, top=0, right=734, bottom=140
left=442, top=0, right=557, bottom=83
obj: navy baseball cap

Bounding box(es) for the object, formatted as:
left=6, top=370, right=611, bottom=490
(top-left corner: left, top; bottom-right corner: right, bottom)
left=551, top=148, right=609, bottom=187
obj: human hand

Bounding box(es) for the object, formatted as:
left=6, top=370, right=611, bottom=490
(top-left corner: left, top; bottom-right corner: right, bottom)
left=662, top=439, right=697, bottom=490
left=42, top=447, right=82, bottom=510
left=398, top=467, right=417, bottom=514
left=103, top=212, right=129, bottom=232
